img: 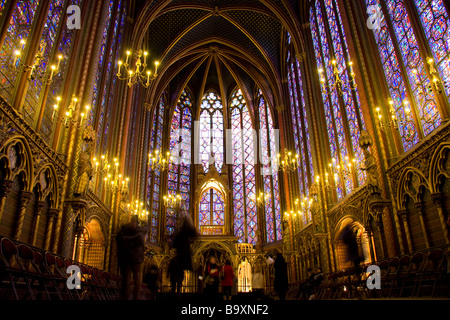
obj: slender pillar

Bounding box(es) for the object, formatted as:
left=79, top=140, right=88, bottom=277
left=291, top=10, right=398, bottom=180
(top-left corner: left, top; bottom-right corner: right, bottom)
left=431, top=194, right=450, bottom=245
left=0, top=180, right=13, bottom=222
left=30, top=201, right=45, bottom=246
left=0, top=0, right=18, bottom=50
left=415, top=202, right=430, bottom=249
left=375, top=214, right=388, bottom=259
left=365, top=225, right=376, bottom=263
left=398, top=209, right=414, bottom=253
left=11, top=1, right=51, bottom=112
left=13, top=191, right=33, bottom=241
left=44, top=208, right=59, bottom=251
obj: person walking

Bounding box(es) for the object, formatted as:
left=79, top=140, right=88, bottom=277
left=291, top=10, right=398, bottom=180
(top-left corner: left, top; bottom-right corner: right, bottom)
left=116, top=214, right=148, bottom=300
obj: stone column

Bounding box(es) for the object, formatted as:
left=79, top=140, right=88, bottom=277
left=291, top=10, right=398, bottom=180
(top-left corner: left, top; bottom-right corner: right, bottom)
left=375, top=214, right=388, bottom=259
left=13, top=191, right=33, bottom=241
left=30, top=201, right=45, bottom=246
left=0, top=179, right=13, bottom=222
left=44, top=208, right=59, bottom=251
left=431, top=194, right=449, bottom=245
left=415, top=202, right=430, bottom=248
left=398, top=209, right=413, bottom=253
left=364, top=224, right=376, bottom=263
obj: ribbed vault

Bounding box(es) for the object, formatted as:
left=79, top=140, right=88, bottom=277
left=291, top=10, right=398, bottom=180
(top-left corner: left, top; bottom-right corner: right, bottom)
left=125, top=0, right=307, bottom=116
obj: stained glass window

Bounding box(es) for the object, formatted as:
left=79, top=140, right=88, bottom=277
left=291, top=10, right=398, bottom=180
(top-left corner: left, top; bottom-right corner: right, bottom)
left=230, top=88, right=257, bottom=244
left=146, top=95, right=165, bottom=242
left=0, top=1, right=39, bottom=103
left=258, top=90, right=282, bottom=243
left=199, top=188, right=225, bottom=235
left=310, top=0, right=366, bottom=200
left=40, top=0, right=84, bottom=143
left=96, top=0, right=125, bottom=156
left=22, top=0, right=65, bottom=128
left=364, top=0, right=443, bottom=151
left=286, top=34, right=315, bottom=211
left=414, top=0, right=450, bottom=103
left=166, top=90, right=192, bottom=237
left=199, top=91, right=224, bottom=173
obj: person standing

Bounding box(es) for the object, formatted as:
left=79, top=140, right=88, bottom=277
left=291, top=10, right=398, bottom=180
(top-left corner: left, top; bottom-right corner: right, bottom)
left=273, top=252, right=288, bottom=300
left=116, top=214, right=148, bottom=300
left=204, top=256, right=220, bottom=299
left=221, top=260, right=234, bottom=300
left=168, top=256, right=184, bottom=294
left=251, top=264, right=265, bottom=300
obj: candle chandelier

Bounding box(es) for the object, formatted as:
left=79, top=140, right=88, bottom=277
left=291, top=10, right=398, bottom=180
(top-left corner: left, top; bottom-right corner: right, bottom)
left=252, top=191, right=270, bottom=207
left=375, top=99, right=412, bottom=133
left=148, top=150, right=171, bottom=172
left=127, top=200, right=149, bottom=223
left=275, top=149, right=300, bottom=173
left=163, top=193, right=182, bottom=208
left=318, top=59, right=356, bottom=96
left=116, top=49, right=159, bottom=88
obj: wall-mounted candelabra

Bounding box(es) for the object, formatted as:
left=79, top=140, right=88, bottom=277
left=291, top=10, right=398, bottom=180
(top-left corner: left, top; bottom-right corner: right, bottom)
left=251, top=191, right=270, bottom=208
left=318, top=59, right=356, bottom=96
left=116, top=49, right=159, bottom=88
left=51, top=94, right=90, bottom=127
left=422, top=58, right=449, bottom=95
left=92, top=155, right=129, bottom=195
left=275, top=149, right=300, bottom=173
left=13, top=38, right=64, bottom=82
left=163, top=193, right=183, bottom=208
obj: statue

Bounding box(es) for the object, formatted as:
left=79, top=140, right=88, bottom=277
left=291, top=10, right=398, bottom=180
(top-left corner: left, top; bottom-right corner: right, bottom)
left=359, top=130, right=380, bottom=193
left=74, top=126, right=96, bottom=196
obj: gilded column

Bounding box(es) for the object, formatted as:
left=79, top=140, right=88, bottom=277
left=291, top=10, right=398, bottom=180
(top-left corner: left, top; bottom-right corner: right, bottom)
left=44, top=208, right=59, bottom=251
left=13, top=191, right=33, bottom=241
left=431, top=194, right=449, bottom=245
left=415, top=202, right=430, bottom=249
left=29, top=201, right=45, bottom=246
left=398, top=209, right=413, bottom=253
left=375, top=214, right=388, bottom=259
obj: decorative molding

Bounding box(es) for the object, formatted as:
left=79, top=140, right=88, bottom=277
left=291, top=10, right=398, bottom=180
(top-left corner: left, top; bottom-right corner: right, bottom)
left=0, top=97, right=68, bottom=173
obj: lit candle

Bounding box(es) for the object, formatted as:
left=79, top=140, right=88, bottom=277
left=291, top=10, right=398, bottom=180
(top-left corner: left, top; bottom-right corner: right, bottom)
left=117, top=60, right=123, bottom=75
left=49, top=65, right=56, bottom=81
left=125, top=50, right=131, bottom=64
left=155, top=61, right=159, bottom=75
left=143, top=51, right=148, bottom=65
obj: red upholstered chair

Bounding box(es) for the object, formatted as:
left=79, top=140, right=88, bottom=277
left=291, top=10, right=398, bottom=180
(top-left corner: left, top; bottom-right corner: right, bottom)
left=0, top=237, right=21, bottom=300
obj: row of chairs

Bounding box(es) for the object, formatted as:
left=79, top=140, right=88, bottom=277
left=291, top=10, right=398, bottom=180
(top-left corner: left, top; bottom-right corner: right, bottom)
left=292, top=247, right=449, bottom=300
left=0, top=236, right=122, bottom=300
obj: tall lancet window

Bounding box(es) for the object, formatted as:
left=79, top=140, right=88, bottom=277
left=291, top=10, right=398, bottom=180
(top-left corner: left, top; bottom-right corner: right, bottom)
left=363, top=0, right=444, bottom=151
left=166, top=90, right=192, bottom=237
left=23, top=0, right=66, bottom=128
left=286, top=33, right=315, bottom=224
left=0, top=1, right=39, bottom=103
left=230, top=88, right=257, bottom=244
left=258, top=90, right=282, bottom=243
left=199, top=91, right=224, bottom=173
left=146, top=95, right=165, bottom=242
left=310, top=0, right=366, bottom=201
left=413, top=0, right=450, bottom=102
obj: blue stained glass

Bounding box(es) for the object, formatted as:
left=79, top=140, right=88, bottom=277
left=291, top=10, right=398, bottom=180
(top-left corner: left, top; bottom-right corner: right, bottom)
left=230, top=88, right=257, bottom=244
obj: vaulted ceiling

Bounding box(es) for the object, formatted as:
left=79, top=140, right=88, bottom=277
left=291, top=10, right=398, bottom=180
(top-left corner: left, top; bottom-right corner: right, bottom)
left=127, top=0, right=309, bottom=114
